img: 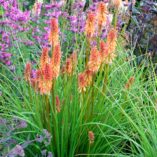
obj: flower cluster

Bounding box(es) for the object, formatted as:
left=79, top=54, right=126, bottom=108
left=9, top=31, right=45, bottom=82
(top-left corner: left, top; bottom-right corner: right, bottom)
left=78, top=1, right=118, bottom=93
left=31, top=1, right=64, bottom=47
left=85, top=11, right=96, bottom=38
left=88, top=131, right=95, bottom=144
left=25, top=18, right=61, bottom=95
left=0, top=117, right=52, bottom=156
left=67, top=1, right=86, bottom=33
left=0, top=118, right=27, bottom=157
left=61, top=52, right=77, bottom=76
left=0, top=0, right=30, bottom=69
left=24, top=1, right=118, bottom=94
left=78, top=28, right=117, bottom=92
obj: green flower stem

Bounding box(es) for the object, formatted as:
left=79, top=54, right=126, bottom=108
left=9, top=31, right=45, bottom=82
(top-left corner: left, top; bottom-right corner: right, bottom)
left=91, top=74, right=96, bottom=118
left=113, top=9, right=118, bottom=28
left=87, top=142, right=92, bottom=157
left=86, top=37, right=91, bottom=65
left=102, top=64, right=109, bottom=94
left=45, top=95, right=51, bottom=132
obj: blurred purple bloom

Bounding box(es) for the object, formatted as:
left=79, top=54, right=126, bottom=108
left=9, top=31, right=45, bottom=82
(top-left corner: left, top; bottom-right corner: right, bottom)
left=36, top=134, right=44, bottom=143
left=47, top=152, right=53, bottom=157
left=5, top=60, right=11, bottom=66
left=0, top=118, right=6, bottom=124
left=18, top=120, right=27, bottom=128
left=43, top=129, right=51, bottom=146
left=8, top=145, right=25, bottom=157
left=9, top=65, right=16, bottom=72
left=23, top=40, right=34, bottom=46
left=62, top=11, right=68, bottom=18
left=41, top=149, right=47, bottom=156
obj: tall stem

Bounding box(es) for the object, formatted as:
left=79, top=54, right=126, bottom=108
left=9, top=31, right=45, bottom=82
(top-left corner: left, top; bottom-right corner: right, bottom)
left=113, top=10, right=118, bottom=28
left=91, top=74, right=95, bottom=118
left=45, top=95, right=51, bottom=132
left=87, top=143, right=91, bottom=157
left=102, top=64, right=109, bottom=94
left=86, top=38, right=90, bottom=65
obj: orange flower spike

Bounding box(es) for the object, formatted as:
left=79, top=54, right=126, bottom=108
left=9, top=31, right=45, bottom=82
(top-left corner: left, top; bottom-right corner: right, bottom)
left=100, top=40, right=109, bottom=63
left=107, top=28, right=117, bottom=59
left=125, top=77, right=135, bottom=90
left=85, top=69, right=93, bottom=86
left=37, top=73, right=44, bottom=94
left=49, top=18, right=59, bottom=47
left=107, top=28, right=117, bottom=44
left=36, top=69, right=42, bottom=81
left=43, top=63, right=53, bottom=81
left=88, top=131, right=95, bottom=144
left=56, top=95, right=61, bottom=113
left=85, top=11, right=96, bottom=38
left=24, top=62, right=31, bottom=82
left=37, top=64, right=53, bottom=95
left=51, top=44, right=61, bottom=78
left=78, top=72, right=87, bottom=93
left=40, top=47, right=49, bottom=69
left=70, top=52, right=77, bottom=71
left=112, top=0, right=122, bottom=9
left=63, top=52, right=77, bottom=76
left=87, top=47, right=101, bottom=73
left=97, top=2, right=107, bottom=32
left=65, top=58, right=73, bottom=75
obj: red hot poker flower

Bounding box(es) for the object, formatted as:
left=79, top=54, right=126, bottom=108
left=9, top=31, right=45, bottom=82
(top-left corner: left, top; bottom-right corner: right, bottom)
left=62, top=52, right=77, bottom=76
left=97, top=2, right=108, bottom=33
left=24, top=62, right=31, bottom=83
left=49, top=18, right=59, bottom=47
left=38, top=63, right=53, bottom=95
left=100, top=40, right=109, bottom=64
left=51, top=44, right=61, bottom=78
left=85, top=11, right=96, bottom=38
left=88, top=131, right=95, bottom=144
left=40, top=47, right=49, bottom=69
left=87, top=47, right=101, bottom=73
left=78, top=72, right=87, bottom=93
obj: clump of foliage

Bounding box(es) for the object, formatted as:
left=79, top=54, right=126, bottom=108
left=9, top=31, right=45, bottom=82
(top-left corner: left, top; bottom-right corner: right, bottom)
left=127, top=0, right=157, bottom=62
left=0, top=0, right=157, bottom=157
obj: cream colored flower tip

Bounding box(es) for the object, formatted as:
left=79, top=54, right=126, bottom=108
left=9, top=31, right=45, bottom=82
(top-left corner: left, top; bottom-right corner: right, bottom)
left=110, top=0, right=123, bottom=10
left=37, top=0, right=43, bottom=3
left=108, top=14, right=113, bottom=24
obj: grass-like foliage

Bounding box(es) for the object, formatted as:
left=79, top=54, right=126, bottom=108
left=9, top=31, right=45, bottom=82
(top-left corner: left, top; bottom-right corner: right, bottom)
left=0, top=0, right=157, bottom=157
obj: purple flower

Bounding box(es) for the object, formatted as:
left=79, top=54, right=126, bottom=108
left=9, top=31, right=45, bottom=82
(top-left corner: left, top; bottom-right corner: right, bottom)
left=2, top=52, right=12, bottom=58
left=36, top=129, right=52, bottom=146
left=41, top=150, right=47, bottom=156
left=36, top=134, right=44, bottom=143
left=5, top=60, right=11, bottom=66
left=18, top=120, right=27, bottom=128
left=9, top=65, right=16, bottom=72
left=23, top=40, right=34, bottom=46
left=62, top=12, right=68, bottom=18
left=73, top=1, right=85, bottom=10
left=8, top=145, right=25, bottom=157
left=0, top=118, right=6, bottom=125
left=43, top=129, right=51, bottom=146
left=47, top=152, right=53, bottom=157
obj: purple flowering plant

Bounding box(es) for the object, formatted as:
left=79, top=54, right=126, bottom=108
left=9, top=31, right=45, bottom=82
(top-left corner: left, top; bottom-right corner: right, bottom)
left=0, top=117, right=52, bottom=157
left=126, top=0, right=157, bottom=63
left=1, top=0, right=157, bottom=157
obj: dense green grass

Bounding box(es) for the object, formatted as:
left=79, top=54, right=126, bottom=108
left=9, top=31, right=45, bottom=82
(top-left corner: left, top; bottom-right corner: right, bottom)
left=0, top=35, right=157, bottom=156
left=1, top=1, right=157, bottom=156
